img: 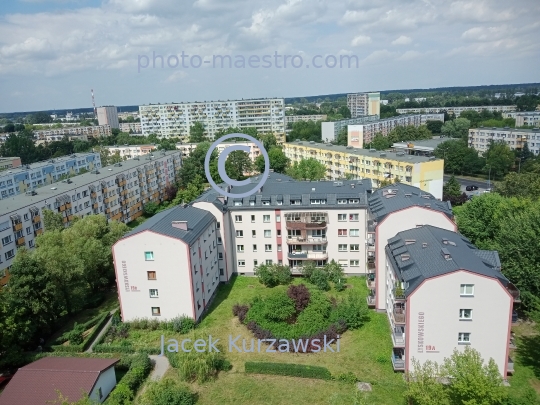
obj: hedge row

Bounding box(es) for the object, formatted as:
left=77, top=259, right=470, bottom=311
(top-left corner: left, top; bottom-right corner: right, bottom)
left=31, top=352, right=133, bottom=369
left=93, top=344, right=160, bottom=355
left=48, top=312, right=111, bottom=353
left=82, top=312, right=111, bottom=351
left=244, top=362, right=332, bottom=380
left=105, top=353, right=152, bottom=405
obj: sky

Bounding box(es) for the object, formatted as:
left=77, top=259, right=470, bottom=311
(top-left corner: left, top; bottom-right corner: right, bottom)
left=0, top=0, right=539, bottom=113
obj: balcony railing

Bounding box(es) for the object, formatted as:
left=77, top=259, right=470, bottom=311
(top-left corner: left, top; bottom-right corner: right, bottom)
left=509, top=337, right=517, bottom=349
left=393, top=288, right=405, bottom=300
left=391, top=354, right=405, bottom=371
left=508, top=357, right=514, bottom=374
left=287, top=251, right=328, bottom=260
left=366, top=295, right=375, bottom=307
left=392, top=330, right=405, bottom=347
left=286, top=221, right=327, bottom=230
left=392, top=308, right=406, bottom=324
left=286, top=237, right=327, bottom=244
left=507, top=283, right=520, bottom=302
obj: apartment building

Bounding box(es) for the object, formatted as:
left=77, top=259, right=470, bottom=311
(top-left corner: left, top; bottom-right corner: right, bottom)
left=285, top=115, right=327, bottom=125
left=468, top=127, right=540, bottom=155
left=33, top=125, right=112, bottom=140
left=103, top=145, right=157, bottom=159
left=347, top=114, right=445, bottom=146
left=0, top=150, right=182, bottom=286
left=97, top=106, right=120, bottom=129
left=391, top=138, right=447, bottom=156
left=283, top=141, right=444, bottom=198
left=347, top=92, right=381, bottom=118
left=365, top=184, right=455, bottom=310
left=503, top=112, right=540, bottom=127
left=0, top=152, right=101, bottom=200
left=119, top=122, right=142, bottom=133
left=396, top=106, right=517, bottom=117
left=0, top=157, right=21, bottom=171
left=176, top=141, right=262, bottom=162
left=113, top=204, right=220, bottom=322
left=139, top=98, right=285, bottom=140
left=321, top=115, right=380, bottom=142
left=385, top=225, right=519, bottom=377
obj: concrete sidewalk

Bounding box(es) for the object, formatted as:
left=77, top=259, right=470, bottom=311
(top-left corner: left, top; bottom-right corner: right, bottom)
left=85, top=308, right=118, bottom=353
left=148, top=355, right=170, bottom=381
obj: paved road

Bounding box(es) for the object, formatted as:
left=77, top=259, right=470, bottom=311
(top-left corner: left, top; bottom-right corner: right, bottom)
left=443, top=175, right=491, bottom=190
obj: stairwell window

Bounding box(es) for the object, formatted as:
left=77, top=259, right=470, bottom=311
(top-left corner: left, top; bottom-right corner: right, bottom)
left=458, top=332, right=471, bottom=344
left=149, top=289, right=158, bottom=298
left=151, top=307, right=161, bottom=316
left=460, top=284, right=474, bottom=296
left=459, top=309, right=472, bottom=320
left=145, top=251, right=154, bottom=261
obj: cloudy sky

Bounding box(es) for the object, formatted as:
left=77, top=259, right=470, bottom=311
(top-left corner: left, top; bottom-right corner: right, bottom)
left=0, top=0, right=539, bottom=113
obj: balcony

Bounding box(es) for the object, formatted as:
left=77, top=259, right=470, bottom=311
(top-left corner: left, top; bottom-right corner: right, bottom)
left=509, top=337, right=517, bottom=349
left=507, top=283, right=520, bottom=302
left=16, top=237, right=25, bottom=247
left=392, top=308, right=406, bottom=324
left=393, top=288, right=405, bottom=301
left=12, top=222, right=23, bottom=232
left=34, top=228, right=43, bottom=237
left=392, top=328, right=405, bottom=347
left=366, top=295, right=375, bottom=308
left=391, top=350, right=405, bottom=371
left=287, top=251, right=328, bottom=260
left=508, top=357, right=514, bottom=374
left=286, top=237, right=327, bottom=244
left=32, top=215, right=41, bottom=224
left=366, top=274, right=375, bottom=289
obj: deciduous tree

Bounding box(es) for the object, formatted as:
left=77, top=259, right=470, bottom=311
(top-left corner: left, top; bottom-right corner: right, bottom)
left=286, top=158, right=326, bottom=180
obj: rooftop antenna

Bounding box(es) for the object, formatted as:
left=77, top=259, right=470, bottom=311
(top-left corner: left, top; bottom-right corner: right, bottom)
left=91, top=89, right=96, bottom=119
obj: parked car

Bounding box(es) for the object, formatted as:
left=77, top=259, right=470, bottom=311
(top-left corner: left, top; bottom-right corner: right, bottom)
left=465, top=185, right=479, bottom=191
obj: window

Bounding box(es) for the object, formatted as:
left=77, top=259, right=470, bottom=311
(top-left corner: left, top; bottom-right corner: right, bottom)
left=310, top=199, right=326, bottom=204
left=338, top=229, right=347, bottom=236
left=2, top=236, right=12, bottom=246
left=251, top=215, right=255, bottom=222
left=253, top=244, right=257, bottom=252
left=277, top=244, right=282, bottom=251
left=98, top=388, right=103, bottom=400
left=149, top=289, right=159, bottom=298
left=350, top=260, right=360, bottom=267
left=5, top=250, right=15, bottom=260
left=338, top=259, right=348, bottom=267
left=265, top=244, right=272, bottom=252
left=252, top=230, right=256, bottom=237
left=338, top=214, right=347, bottom=221
left=29, top=240, right=35, bottom=248
left=338, top=244, right=347, bottom=252
left=460, top=284, right=474, bottom=296
left=349, top=214, right=359, bottom=221
left=350, top=244, right=359, bottom=251
left=348, top=199, right=359, bottom=203
left=235, top=215, right=242, bottom=222
left=264, top=230, right=271, bottom=238
left=218, top=253, right=223, bottom=259
left=254, top=259, right=258, bottom=266
left=151, top=307, right=161, bottom=316
left=217, top=222, right=221, bottom=229
left=145, top=251, right=154, bottom=261
left=147, top=271, right=156, bottom=280
left=350, top=229, right=359, bottom=236
left=219, top=269, right=224, bottom=276
left=458, top=333, right=471, bottom=343
left=266, top=259, right=273, bottom=265
left=236, top=230, right=243, bottom=237
left=276, top=215, right=281, bottom=222
left=263, top=215, right=270, bottom=222
left=217, top=237, right=222, bottom=244
left=234, top=201, right=242, bottom=206
left=237, top=245, right=244, bottom=252
left=459, top=309, right=472, bottom=320
left=238, top=260, right=245, bottom=267
left=337, top=199, right=347, bottom=204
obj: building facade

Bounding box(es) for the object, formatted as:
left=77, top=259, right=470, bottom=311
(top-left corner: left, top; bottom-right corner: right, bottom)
left=97, top=106, right=120, bottom=129
left=502, top=112, right=540, bottom=127
left=285, top=115, right=327, bottom=125
left=0, top=157, right=22, bottom=171
left=0, top=150, right=182, bottom=286
left=176, top=141, right=262, bottom=162
left=103, top=145, right=157, bottom=159
left=139, top=98, right=285, bottom=141
left=283, top=141, right=444, bottom=198
left=347, top=92, right=381, bottom=118
left=396, top=106, right=517, bottom=117
left=34, top=125, right=112, bottom=140
left=468, top=127, right=540, bottom=155
left=0, top=153, right=101, bottom=200
left=119, top=122, right=142, bottom=133
left=321, top=115, right=380, bottom=142
left=385, top=225, right=518, bottom=377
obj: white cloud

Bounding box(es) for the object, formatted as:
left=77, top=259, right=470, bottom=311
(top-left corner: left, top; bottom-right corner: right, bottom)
left=351, top=35, right=371, bottom=46
left=165, top=70, right=188, bottom=82
left=392, top=35, right=411, bottom=45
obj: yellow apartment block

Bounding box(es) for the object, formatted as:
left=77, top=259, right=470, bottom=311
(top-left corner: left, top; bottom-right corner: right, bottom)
left=284, top=141, right=444, bottom=199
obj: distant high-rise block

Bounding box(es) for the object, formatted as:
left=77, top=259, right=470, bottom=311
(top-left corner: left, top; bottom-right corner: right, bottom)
left=347, top=92, right=381, bottom=118
left=97, top=106, right=119, bottom=129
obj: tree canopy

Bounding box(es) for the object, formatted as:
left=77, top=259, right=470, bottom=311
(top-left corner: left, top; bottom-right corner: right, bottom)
left=286, top=158, right=327, bottom=180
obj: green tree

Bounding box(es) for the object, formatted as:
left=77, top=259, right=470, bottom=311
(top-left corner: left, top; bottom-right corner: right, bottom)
left=188, top=122, right=206, bottom=143
left=483, top=140, right=515, bottom=180
left=335, top=127, right=348, bottom=146
left=443, top=175, right=461, bottom=198
left=173, top=175, right=205, bottom=205
left=43, top=209, right=65, bottom=232
left=257, top=133, right=277, bottom=151
left=404, top=359, right=449, bottom=405
left=425, top=120, right=444, bottom=134
left=254, top=263, right=292, bottom=287
left=144, top=202, right=159, bottom=216
left=225, top=150, right=252, bottom=180
left=254, top=147, right=289, bottom=174
left=286, top=158, right=327, bottom=180
left=496, top=172, right=540, bottom=200
left=441, top=118, right=471, bottom=139
left=433, top=139, right=484, bottom=175
left=367, top=133, right=391, bottom=150
left=338, top=105, right=351, bottom=118
left=516, top=94, right=540, bottom=111
left=288, top=120, right=322, bottom=142
left=442, top=346, right=507, bottom=405
left=0, top=130, right=38, bottom=164
left=139, top=378, right=195, bottom=405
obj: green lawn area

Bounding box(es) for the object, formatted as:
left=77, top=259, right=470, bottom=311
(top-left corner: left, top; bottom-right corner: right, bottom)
left=124, top=276, right=407, bottom=404
left=507, top=321, right=540, bottom=401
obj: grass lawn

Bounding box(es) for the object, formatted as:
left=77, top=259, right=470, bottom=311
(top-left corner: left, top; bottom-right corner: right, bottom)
left=45, top=290, right=119, bottom=346
left=123, top=276, right=407, bottom=404
left=507, top=321, right=540, bottom=401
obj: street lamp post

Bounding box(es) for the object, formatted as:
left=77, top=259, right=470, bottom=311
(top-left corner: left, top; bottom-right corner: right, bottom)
left=487, top=164, right=491, bottom=190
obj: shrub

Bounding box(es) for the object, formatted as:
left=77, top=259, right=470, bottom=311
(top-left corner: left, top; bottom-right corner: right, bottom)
left=299, top=261, right=316, bottom=278
left=309, top=268, right=330, bottom=291
left=139, top=378, right=195, bottom=405
left=232, top=304, right=249, bottom=323
left=67, top=322, right=84, bottom=345
left=324, top=260, right=345, bottom=284
left=171, top=316, right=195, bottom=334
left=335, top=372, right=358, bottom=384
left=254, top=263, right=292, bottom=287
left=336, top=293, right=369, bottom=329
left=106, top=353, right=151, bottom=404
left=287, top=284, right=311, bottom=312
left=262, top=291, right=295, bottom=321
left=245, top=362, right=332, bottom=380
left=334, top=280, right=346, bottom=292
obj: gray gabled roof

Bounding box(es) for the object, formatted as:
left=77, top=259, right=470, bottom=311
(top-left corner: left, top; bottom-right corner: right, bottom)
left=368, top=183, right=453, bottom=222
left=122, top=204, right=215, bottom=246
left=385, top=225, right=509, bottom=296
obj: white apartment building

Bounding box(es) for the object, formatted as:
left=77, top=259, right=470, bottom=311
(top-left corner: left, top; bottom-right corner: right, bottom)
left=502, top=112, right=540, bottom=127
left=34, top=125, right=112, bottom=140
left=347, top=114, right=444, bottom=146
left=365, top=184, right=456, bottom=311
left=0, top=152, right=101, bottom=200
left=468, top=127, right=540, bottom=155
left=321, top=115, right=380, bottom=142
left=385, top=225, right=519, bottom=377
left=139, top=98, right=285, bottom=140
left=0, top=150, right=182, bottom=286
left=396, top=106, right=517, bottom=117
left=119, top=122, right=142, bottom=133
left=103, top=145, right=157, bottom=159
left=285, top=115, right=327, bottom=125
left=347, top=92, right=381, bottom=118
left=176, top=141, right=262, bottom=162
left=113, top=205, right=220, bottom=322
left=97, top=106, right=120, bottom=129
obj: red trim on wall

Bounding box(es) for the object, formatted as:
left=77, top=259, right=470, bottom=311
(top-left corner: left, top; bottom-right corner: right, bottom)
left=405, top=297, right=411, bottom=373
left=111, top=243, right=124, bottom=321
left=374, top=207, right=457, bottom=310
left=185, top=244, right=197, bottom=320
left=275, top=209, right=282, bottom=262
